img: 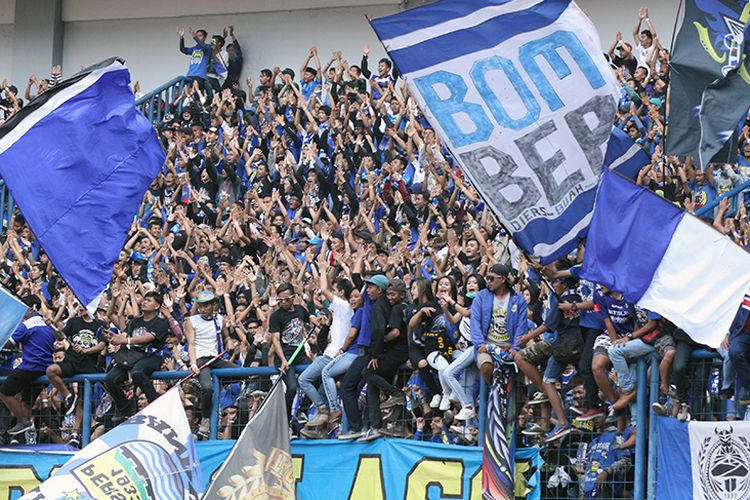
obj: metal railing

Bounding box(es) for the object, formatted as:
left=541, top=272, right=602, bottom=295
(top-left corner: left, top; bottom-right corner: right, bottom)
left=135, top=76, right=187, bottom=125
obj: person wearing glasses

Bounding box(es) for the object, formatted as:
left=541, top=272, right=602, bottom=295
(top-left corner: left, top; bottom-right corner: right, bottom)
left=269, top=283, right=311, bottom=418
left=470, top=264, right=528, bottom=385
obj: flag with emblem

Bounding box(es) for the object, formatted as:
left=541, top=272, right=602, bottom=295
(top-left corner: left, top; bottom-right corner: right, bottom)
left=666, top=0, right=750, bottom=167
left=20, top=387, right=204, bottom=499
left=656, top=417, right=750, bottom=499
left=203, top=382, right=294, bottom=499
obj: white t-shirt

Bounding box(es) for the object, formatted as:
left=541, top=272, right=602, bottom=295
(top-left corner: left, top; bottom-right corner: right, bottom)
left=190, top=313, right=223, bottom=358
left=324, top=297, right=354, bottom=358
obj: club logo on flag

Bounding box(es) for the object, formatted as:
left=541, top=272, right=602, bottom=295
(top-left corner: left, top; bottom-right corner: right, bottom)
left=214, top=447, right=294, bottom=499
left=694, top=2, right=750, bottom=78
left=697, top=425, right=750, bottom=499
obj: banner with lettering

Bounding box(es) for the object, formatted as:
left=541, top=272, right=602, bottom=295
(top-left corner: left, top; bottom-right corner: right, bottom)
left=370, top=0, right=643, bottom=262
left=0, top=440, right=541, bottom=500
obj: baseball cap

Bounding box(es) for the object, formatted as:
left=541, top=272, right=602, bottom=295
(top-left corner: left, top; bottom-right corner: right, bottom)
left=388, top=277, right=407, bottom=293
left=365, top=274, right=389, bottom=290
left=196, top=290, right=217, bottom=303
left=488, top=264, right=511, bottom=278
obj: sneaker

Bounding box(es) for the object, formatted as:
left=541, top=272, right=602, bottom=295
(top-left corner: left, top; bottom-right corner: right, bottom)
left=521, top=423, right=545, bottom=436
left=439, top=395, right=452, bottom=411
left=306, top=405, right=330, bottom=427
left=604, top=405, right=618, bottom=425
left=448, top=392, right=460, bottom=404
left=338, top=430, right=365, bottom=440
left=449, top=424, right=466, bottom=435
left=9, top=438, right=18, bottom=445
left=527, top=392, right=549, bottom=405
left=455, top=407, right=476, bottom=421
left=545, top=422, right=572, bottom=443
left=380, top=393, right=406, bottom=409
left=677, top=403, right=690, bottom=422
left=68, top=433, right=81, bottom=448
left=652, top=401, right=669, bottom=417
left=63, top=393, right=78, bottom=416
left=429, top=394, right=441, bottom=408
left=7, top=421, right=33, bottom=436
left=357, top=428, right=382, bottom=442
left=577, top=408, right=604, bottom=421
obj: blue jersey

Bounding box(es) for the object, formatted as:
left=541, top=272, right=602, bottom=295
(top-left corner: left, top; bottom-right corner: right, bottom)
left=11, top=314, right=55, bottom=372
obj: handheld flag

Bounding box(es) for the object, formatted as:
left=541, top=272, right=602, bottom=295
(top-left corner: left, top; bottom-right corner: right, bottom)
left=203, top=382, right=294, bottom=499
left=0, top=285, right=27, bottom=348
left=666, top=0, right=750, bottom=167
left=0, top=58, right=165, bottom=314
left=369, top=0, right=647, bottom=262
left=581, top=169, right=750, bottom=348
left=21, top=387, right=205, bottom=499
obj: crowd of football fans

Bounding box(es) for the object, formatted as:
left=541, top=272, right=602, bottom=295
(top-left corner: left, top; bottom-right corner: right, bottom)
left=1, top=7, right=750, bottom=497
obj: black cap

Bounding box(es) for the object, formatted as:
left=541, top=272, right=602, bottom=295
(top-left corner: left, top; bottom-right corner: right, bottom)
left=488, top=264, right=511, bottom=278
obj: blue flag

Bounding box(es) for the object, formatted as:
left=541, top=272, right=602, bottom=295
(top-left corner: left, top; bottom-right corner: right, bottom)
left=370, top=0, right=648, bottom=263
left=0, top=58, right=165, bottom=313
left=21, top=387, right=205, bottom=499
left=0, top=285, right=27, bottom=348
left=581, top=169, right=750, bottom=348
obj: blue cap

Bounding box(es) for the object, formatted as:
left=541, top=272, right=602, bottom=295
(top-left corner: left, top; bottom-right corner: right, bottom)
left=365, top=274, right=389, bottom=290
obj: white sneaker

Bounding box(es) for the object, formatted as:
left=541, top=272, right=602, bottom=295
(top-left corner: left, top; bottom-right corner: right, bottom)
left=439, top=395, right=452, bottom=411
left=455, top=407, right=476, bottom=421
left=430, top=394, right=441, bottom=408
left=448, top=391, right=460, bottom=404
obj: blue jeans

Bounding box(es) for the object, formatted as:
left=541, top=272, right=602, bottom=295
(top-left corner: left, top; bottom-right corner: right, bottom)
left=443, top=348, right=477, bottom=408
left=321, top=352, right=358, bottom=412
left=608, top=339, right=655, bottom=393
left=729, top=333, right=750, bottom=390
left=298, top=355, right=333, bottom=409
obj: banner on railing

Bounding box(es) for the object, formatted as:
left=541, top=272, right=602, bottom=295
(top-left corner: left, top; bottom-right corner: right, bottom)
left=0, top=440, right=541, bottom=500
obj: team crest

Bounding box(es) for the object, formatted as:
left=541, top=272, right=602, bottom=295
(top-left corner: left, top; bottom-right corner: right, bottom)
left=698, top=425, right=750, bottom=499
left=694, top=1, right=750, bottom=79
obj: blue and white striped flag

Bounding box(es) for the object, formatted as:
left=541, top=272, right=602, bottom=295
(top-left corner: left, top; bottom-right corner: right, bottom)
left=0, top=58, right=165, bottom=314
left=370, top=0, right=648, bottom=263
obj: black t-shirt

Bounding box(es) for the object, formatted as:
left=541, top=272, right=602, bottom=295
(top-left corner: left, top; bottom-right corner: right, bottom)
left=386, top=302, right=409, bottom=353
left=126, top=316, right=170, bottom=353
left=612, top=54, right=637, bottom=77
left=269, top=305, right=310, bottom=357
left=416, top=301, right=453, bottom=356
left=63, top=316, right=106, bottom=365
left=458, top=252, right=481, bottom=273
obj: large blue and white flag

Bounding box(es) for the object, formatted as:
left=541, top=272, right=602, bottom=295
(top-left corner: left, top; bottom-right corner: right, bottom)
left=581, top=169, right=750, bottom=348
left=370, top=0, right=648, bottom=262
left=0, top=58, right=165, bottom=314
left=656, top=416, right=750, bottom=499
left=21, top=387, right=204, bottom=499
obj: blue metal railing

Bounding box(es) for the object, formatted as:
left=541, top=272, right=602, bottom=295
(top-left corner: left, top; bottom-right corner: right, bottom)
left=635, top=349, right=721, bottom=499
left=7, top=364, right=488, bottom=449
left=695, top=178, right=750, bottom=218
left=135, top=76, right=187, bottom=124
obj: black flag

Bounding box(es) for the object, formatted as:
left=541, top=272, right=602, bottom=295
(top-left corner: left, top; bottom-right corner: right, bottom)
left=667, top=0, right=750, bottom=167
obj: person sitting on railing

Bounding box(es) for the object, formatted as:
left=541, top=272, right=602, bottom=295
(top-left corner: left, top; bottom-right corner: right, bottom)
left=103, top=291, right=170, bottom=425
left=185, top=289, right=242, bottom=439
left=177, top=26, right=211, bottom=92
left=0, top=296, right=55, bottom=439
left=45, top=301, right=107, bottom=418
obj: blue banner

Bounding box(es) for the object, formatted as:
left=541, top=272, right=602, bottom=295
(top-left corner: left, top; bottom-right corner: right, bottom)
left=0, top=440, right=541, bottom=500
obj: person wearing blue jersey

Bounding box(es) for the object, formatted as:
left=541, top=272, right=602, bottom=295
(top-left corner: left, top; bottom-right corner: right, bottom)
left=0, top=296, right=55, bottom=436
left=177, top=26, right=211, bottom=89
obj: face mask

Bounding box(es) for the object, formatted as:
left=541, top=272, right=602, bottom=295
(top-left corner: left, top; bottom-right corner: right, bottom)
left=466, top=292, right=477, bottom=299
